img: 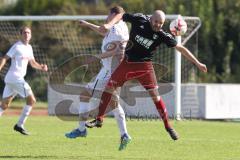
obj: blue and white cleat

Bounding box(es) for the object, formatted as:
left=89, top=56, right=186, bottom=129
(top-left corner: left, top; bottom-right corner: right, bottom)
left=119, top=133, right=132, bottom=151
left=65, top=128, right=87, bottom=138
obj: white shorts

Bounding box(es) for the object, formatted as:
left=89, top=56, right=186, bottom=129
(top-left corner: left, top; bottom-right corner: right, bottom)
left=87, top=67, right=111, bottom=92
left=2, top=82, right=33, bottom=99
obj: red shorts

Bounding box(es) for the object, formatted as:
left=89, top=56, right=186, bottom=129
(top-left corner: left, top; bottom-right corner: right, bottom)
left=107, top=58, right=158, bottom=90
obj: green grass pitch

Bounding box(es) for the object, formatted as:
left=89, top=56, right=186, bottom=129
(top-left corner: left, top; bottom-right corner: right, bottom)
left=0, top=116, right=240, bottom=160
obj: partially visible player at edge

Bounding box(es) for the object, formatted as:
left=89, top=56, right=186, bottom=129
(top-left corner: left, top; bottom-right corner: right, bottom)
left=65, top=6, right=131, bottom=150
left=0, top=26, right=48, bottom=135
left=87, top=10, right=207, bottom=140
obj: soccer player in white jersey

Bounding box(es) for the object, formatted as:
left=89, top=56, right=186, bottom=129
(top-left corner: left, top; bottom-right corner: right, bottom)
left=65, top=6, right=131, bottom=150
left=0, top=26, right=48, bottom=135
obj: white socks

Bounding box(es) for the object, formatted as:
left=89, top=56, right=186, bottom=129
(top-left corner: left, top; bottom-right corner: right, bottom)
left=113, top=105, right=128, bottom=137
left=17, top=105, right=32, bottom=128
left=78, top=121, right=86, bottom=131
left=78, top=102, right=89, bottom=131
left=0, top=106, right=4, bottom=116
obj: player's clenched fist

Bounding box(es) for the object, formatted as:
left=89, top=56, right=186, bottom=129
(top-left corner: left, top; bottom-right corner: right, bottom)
left=41, top=64, right=48, bottom=72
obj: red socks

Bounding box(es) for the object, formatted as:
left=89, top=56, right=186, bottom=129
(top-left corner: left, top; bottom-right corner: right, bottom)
left=96, top=91, right=113, bottom=121
left=154, top=98, right=171, bottom=129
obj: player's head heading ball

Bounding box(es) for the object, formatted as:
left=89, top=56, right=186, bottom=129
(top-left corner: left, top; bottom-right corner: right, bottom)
left=150, top=10, right=165, bottom=32
left=106, top=6, right=125, bottom=23
left=110, top=6, right=125, bottom=14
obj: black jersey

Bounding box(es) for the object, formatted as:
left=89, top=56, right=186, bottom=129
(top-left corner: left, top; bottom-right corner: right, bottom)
left=122, top=13, right=177, bottom=62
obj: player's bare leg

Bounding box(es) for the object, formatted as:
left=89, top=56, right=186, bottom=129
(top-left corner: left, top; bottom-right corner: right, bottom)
left=148, top=88, right=179, bottom=140
left=0, top=95, right=14, bottom=116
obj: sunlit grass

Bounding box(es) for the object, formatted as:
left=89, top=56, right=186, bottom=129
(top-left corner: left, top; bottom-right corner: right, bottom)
left=0, top=116, right=240, bottom=160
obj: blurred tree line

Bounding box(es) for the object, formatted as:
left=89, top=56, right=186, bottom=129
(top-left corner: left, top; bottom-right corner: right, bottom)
left=0, top=0, right=240, bottom=100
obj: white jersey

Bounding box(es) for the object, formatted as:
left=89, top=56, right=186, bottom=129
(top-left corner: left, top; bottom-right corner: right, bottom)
left=4, top=41, right=34, bottom=83
left=101, top=20, right=129, bottom=72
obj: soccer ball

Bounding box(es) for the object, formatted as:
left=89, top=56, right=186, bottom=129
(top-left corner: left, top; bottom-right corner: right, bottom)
left=169, top=16, right=187, bottom=36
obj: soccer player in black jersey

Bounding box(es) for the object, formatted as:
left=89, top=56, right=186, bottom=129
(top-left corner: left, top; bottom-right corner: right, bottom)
left=87, top=10, right=207, bottom=141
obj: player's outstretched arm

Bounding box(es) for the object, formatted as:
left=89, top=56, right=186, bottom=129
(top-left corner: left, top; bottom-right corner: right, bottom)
left=29, top=59, right=48, bottom=72
left=175, top=44, right=207, bottom=72
left=78, top=20, right=106, bottom=36
left=0, top=55, right=9, bottom=71
left=99, top=13, right=124, bottom=32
